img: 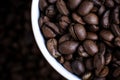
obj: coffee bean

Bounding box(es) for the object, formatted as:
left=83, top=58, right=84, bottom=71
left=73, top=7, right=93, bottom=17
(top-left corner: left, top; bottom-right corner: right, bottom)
left=58, top=34, right=71, bottom=44
left=101, top=10, right=110, bottom=28
left=69, top=23, right=87, bottom=41
left=39, top=0, right=48, bottom=11
left=113, top=67, right=120, bottom=77
left=72, top=13, right=85, bottom=25
left=78, top=1, right=94, bottom=16
left=67, top=0, right=82, bottom=10
left=82, top=72, right=92, bottom=80
left=86, top=32, right=98, bottom=40
left=83, top=13, right=99, bottom=25
left=98, top=5, right=105, bottom=16
left=47, top=38, right=61, bottom=58
left=104, top=53, right=112, bottom=65
left=58, top=41, right=79, bottom=54
left=48, top=0, right=57, bottom=4
left=105, top=0, right=114, bottom=8
left=64, top=54, right=73, bottom=61
left=89, top=25, right=99, bottom=32
left=100, top=30, right=114, bottom=42
left=112, top=6, right=119, bottom=24
left=114, top=0, right=120, bottom=4
left=56, top=0, right=69, bottom=15
left=111, top=24, right=120, bottom=37
left=83, top=40, right=98, bottom=56
left=114, top=37, right=120, bottom=47
left=63, top=61, right=72, bottom=72
left=71, top=60, right=85, bottom=75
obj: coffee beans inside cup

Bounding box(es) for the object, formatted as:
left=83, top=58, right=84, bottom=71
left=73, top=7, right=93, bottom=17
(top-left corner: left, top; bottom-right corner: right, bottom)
left=38, top=0, right=120, bottom=79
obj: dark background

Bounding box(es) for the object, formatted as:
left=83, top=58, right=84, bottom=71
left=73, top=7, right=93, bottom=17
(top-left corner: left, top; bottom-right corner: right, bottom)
left=0, top=0, right=65, bottom=80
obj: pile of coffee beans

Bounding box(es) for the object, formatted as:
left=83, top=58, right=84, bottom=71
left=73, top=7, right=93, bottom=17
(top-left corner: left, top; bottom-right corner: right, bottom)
left=39, top=0, right=120, bottom=79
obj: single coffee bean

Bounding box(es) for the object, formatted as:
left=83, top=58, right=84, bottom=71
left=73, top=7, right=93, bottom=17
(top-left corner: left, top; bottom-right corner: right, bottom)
left=47, top=38, right=61, bottom=58
left=72, top=13, right=85, bottom=25
left=100, top=30, right=114, bottom=42
left=105, top=0, right=114, bottom=8
left=58, top=41, right=79, bottom=54
left=113, top=67, right=120, bottom=77
left=69, top=23, right=87, bottom=41
left=83, top=13, right=99, bottom=25
left=71, top=60, right=85, bottom=75
left=111, top=24, right=120, bottom=37
left=82, top=72, right=92, bottom=80
left=67, top=0, right=82, bottom=10
left=85, top=58, right=93, bottom=71
left=56, top=0, right=69, bottom=15
left=89, top=25, right=99, bottom=32
left=59, top=16, right=70, bottom=30
left=104, top=53, right=112, bottom=65
left=78, top=1, right=94, bottom=16
left=42, top=25, right=56, bottom=38
left=39, top=0, right=48, bottom=11
left=114, top=37, right=120, bottom=47
left=59, top=34, right=72, bottom=44
left=83, top=40, right=98, bottom=56
left=45, top=5, right=57, bottom=18
left=63, top=61, right=72, bottom=72
left=96, top=66, right=109, bottom=77
left=98, top=5, right=105, bottom=16
left=48, top=0, right=57, bottom=4
left=86, top=32, right=98, bottom=40
left=78, top=45, right=89, bottom=58
left=101, top=10, right=110, bottom=28
left=112, top=6, right=119, bottom=24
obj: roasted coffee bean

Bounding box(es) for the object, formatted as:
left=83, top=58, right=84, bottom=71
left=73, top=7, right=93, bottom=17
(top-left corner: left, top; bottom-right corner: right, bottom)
left=83, top=40, right=98, bottom=56
left=105, top=0, right=114, bottom=8
left=114, top=37, right=120, bottom=47
left=47, top=38, right=61, bottom=58
left=69, top=23, right=87, bottom=41
left=48, top=0, right=57, bottom=4
left=45, top=5, right=57, bottom=18
left=72, top=13, right=85, bottom=25
left=92, top=0, right=104, bottom=6
left=104, top=53, right=112, bottom=65
left=83, top=13, right=99, bottom=25
left=111, top=24, right=120, bottom=37
left=100, top=30, right=114, bottom=42
left=67, top=0, right=82, bottom=10
left=63, top=61, right=72, bottom=72
left=39, top=0, right=48, bottom=11
left=71, top=60, right=85, bottom=75
left=101, top=10, right=110, bottom=28
left=85, top=58, right=93, bottom=71
left=39, top=16, right=49, bottom=27
left=98, top=5, right=105, bottom=16
left=59, top=16, right=70, bottom=30
left=95, top=66, right=109, bottom=77
left=78, top=1, right=94, bottom=16
left=112, top=6, right=119, bottom=24
left=58, top=41, right=79, bottom=54
left=113, top=67, right=120, bottom=77
left=82, top=72, right=92, bottom=80
left=59, top=34, right=72, bottom=44
left=86, top=32, right=98, bottom=40
left=78, top=45, right=89, bottom=58
left=89, top=25, right=99, bottom=32
left=56, top=0, right=69, bottom=15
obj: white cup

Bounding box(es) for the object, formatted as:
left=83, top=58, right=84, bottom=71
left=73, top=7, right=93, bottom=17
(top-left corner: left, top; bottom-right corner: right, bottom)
left=31, top=0, right=80, bottom=80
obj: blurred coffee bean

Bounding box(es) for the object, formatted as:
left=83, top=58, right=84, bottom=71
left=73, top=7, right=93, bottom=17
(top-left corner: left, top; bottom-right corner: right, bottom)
left=69, top=23, right=87, bottom=41
left=58, top=41, right=79, bottom=54
left=56, top=0, right=69, bottom=15
left=101, top=10, right=110, bottom=28
left=78, top=1, right=94, bottom=16
left=83, top=40, right=98, bottom=56
left=113, top=67, right=120, bottom=77
left=105, top=0, right=114, bottom=8
left=100, top=30, right=114, bottom=42
left=114, top=37, right=120, bottom=47
left=112, top=6, right=119, bottom=24
left=48, top=0, right=57, bottom=4
left=63, top=61, right=72, bottom=72
left=83, top=13, right=99, bottom=25
left=114, top=0, right=120, bottom=4
left=64, top=54, right=73, bottom=61
left=82, top=72, right=92, bottom=80
left=104, top=53, right=112, bottom=65
left=98, top=5, right=105, bottom=16
left=111, top=24, right=120, bottom=37
left=71, top=60, right=85, bottom=75
left=89, top=25, right=99, bottom=32
left=67, top=0, right=82, bottom=10
left=86, top=32, right=98, bottom=40
left=72, top=13, right=85, bottom=25
left=47, top=38, right=61, bottom=58
left=39, top=0, right=48, bottom=11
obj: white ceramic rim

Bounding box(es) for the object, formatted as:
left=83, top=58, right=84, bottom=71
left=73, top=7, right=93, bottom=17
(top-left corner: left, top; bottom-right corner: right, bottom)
left=31, top=0, right=80, bottom=80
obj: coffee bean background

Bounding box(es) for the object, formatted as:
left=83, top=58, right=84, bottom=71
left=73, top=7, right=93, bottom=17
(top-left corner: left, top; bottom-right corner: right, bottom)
left=0, top=0, right=65, bottom=80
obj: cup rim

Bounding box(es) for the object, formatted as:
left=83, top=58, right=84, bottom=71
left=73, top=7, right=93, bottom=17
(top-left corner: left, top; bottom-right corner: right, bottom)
left=31, top=0, right=80, bottom=80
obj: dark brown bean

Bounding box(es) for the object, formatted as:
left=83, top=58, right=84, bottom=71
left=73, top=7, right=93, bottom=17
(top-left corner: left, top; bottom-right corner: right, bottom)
left=86, top=32, right=98, bottom=40
left=83, top=13, right=99, bottom=25
left=114, top=37, right=120, bottom=47
left=100, top=30, right=114, bottom=42
left=104, top=53, right=112, bottom=65
left=58, top=41, right=79, bottom=54
left=83, top=40, right=98, bottom=56
left=105, top=0, right=114, bottom=8
left=78, top=45, right=89, bottom=57
left=111, top=24, right=120, bottom=37
left=39, top=0, right=48, bottom=11
left=112, top=6, right=119, bottom=24
left=59, top=34, right=72, bottom=44
left=82, top=72, right=92, bottom=80
left=98, top=5, right=106, bottom=16
left=89, top=25, right=99, bottom=32
left=71, top=60, right=85, bottom=75
left=63, top=61, right=72, bottom=72
left=77, top=1, right=94, bottom=16
left=67, top=0, right=82, bottom=10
